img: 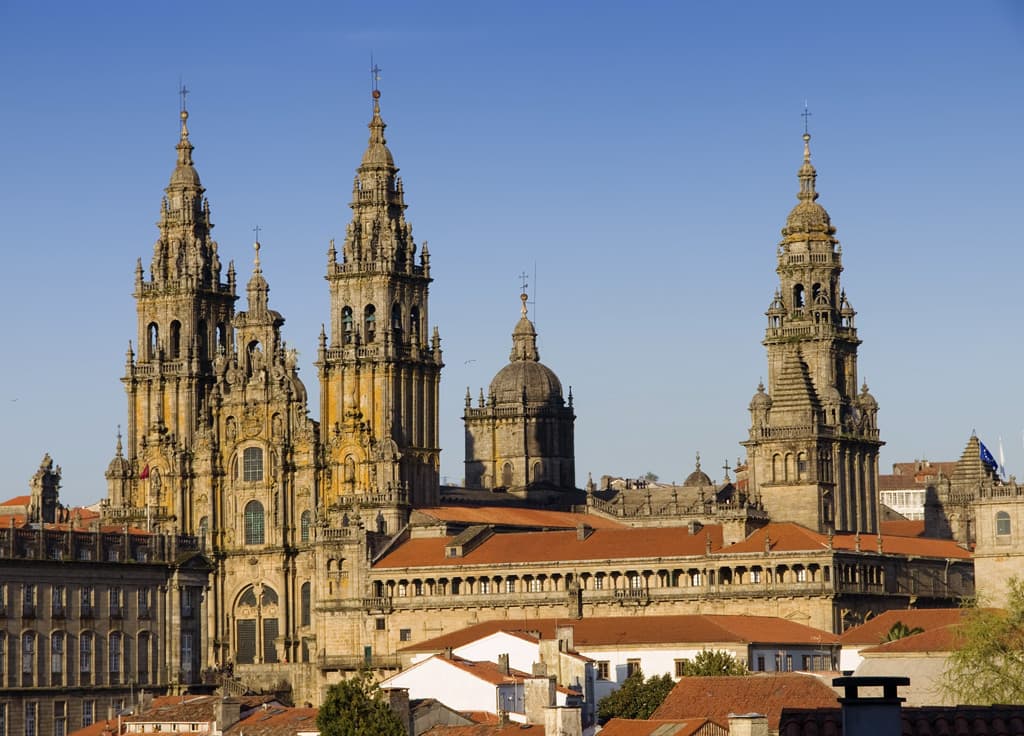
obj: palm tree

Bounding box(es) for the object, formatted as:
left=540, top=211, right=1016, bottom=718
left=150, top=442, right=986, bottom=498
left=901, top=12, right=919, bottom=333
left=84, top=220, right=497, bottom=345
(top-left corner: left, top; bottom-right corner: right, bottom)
left=882, top=621, right=924, bottom=642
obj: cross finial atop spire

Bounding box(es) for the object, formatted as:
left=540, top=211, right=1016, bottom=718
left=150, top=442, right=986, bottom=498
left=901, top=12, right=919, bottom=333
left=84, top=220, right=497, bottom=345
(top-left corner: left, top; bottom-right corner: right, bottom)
left=518, top=271, right=530, bottom=317
left=370, top=56, right=382, bottom=98
left=179, top=81, right=190, bottom=114
left=802, top=101, right=812, bottom=135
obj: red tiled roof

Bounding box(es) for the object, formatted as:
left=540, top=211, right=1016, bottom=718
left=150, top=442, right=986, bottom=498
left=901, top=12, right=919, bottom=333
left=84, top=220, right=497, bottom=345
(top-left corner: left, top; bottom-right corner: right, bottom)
left=600, top=718, right=727, bottom=736
left=859, top=624, right=963, bottom=654
left=225, top=706, right=319, bottom=736
left=878, top=520, right=926, bottom=537
left=423, top=724, right=545, bottom=735
left=724, top=523, right=971, bottom=559
left=780, top=706, right=1024, bottom=736
left=375, top=525, right=723, bottom=569
left=69, top=719, right=119, bottom=736
left=415, top=506, right=624, bottom=529
left=442, top=655, right=534, bottom=685
left=401, top=614, right=835, bottom=653
left=0, top=495, right=30, bottom=507
left=652, top=673, right=839, bottom=730
left=838, top=609, right=965, bottom=645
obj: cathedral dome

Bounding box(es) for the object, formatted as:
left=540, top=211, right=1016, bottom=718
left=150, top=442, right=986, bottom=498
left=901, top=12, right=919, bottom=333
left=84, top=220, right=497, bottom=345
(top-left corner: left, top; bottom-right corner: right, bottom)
left=749, top=381, right=772, bottom=411
left=361, top=93, right=395, bottom=168
left=781, top=133, right=836, bottom=242
left=683, top=455, right=713, bottom=487
left=170, top=161, right=201, bottom=188
left=857, top=382, right=878, bottom=410
left=488, top=294, right=565, bottom=406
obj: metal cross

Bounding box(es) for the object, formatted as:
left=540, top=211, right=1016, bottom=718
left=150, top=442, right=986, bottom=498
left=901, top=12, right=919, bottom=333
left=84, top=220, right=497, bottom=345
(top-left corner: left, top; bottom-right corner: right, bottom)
left=370, top=59, right=382, bottom=92
left=179, top=82, right=190, bottom=113
left=722, top=458, right=731, bottom=480
left=518, top=271, right=529, bottom=296
left=802, top=102, right=812, bottom=135
left=253, top=225, right=261, bottom=242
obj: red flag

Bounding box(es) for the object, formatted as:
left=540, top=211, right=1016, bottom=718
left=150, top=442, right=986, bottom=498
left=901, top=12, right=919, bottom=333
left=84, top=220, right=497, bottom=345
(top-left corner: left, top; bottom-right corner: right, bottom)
left=140, top=464, right=150, bottom=480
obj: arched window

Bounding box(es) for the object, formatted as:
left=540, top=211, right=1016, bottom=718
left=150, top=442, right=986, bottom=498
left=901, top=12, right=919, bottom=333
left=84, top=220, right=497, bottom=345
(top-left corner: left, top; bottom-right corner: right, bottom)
left=344, top=455, right=356, bottom=487
left=342, top=307, right=354, bottom=344
left=772, top=454, right=783, bottom=483
left=793, top=284, right=805, bottom=308
left=217, top=323, right=228, bottom=353
left=300, top=582, right=311, bottom=627
left=996, top=511, right=1012, bottom=536
left=364, top=305, right=376, bottom=342
left=300, top=511, right=312, bottom=543
left=391, top=303, right=402, bottom=338
left=169, top=320, right=181, bottom=359
left=197, top=320, right=208, bottom=360
left=246, top=340, right=262, bottom=376
left=147, top=323, right=159, bottom=359
left=198, top=516, right=209, bottom=546
left=532, top=462, right=543, bottom=483
left=244, top=501, right=265, bottom=545
left=502, top=463, right=513, bottom=487
left=243, top=447, right=264, bottom=482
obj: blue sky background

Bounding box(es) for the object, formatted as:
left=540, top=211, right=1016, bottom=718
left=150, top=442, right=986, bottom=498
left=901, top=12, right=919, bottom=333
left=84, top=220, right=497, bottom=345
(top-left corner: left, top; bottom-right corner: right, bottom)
left=2, top=2, right=1023, bottom=506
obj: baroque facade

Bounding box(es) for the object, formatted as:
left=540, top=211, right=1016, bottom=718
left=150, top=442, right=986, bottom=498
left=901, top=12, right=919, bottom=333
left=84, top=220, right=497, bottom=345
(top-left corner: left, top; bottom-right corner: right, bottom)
left=87, top=92, right=977, bottom=707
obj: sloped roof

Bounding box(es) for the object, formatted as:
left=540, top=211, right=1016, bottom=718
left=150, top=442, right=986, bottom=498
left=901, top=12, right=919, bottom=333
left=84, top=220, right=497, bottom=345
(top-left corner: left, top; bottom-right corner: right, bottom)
left=838, top=608, right=965, bottom=645
left=878, top=520, right=926, bottom=537
left=652, top=673, right=839, bottom=730
left=780, top=706, right=1024, bottom=736
left=600, top=718, right=728, bottom=736
left=225, top=706, right=319, bottom=736
left=414, top=506, right=624, bottom=529
left=401, top=614, right=835, bottom=654
left=422, top=724, right=545, bottom=734
left=123, top=695, right=279, bottom=725
left=375, top=525, right=723, bottom=569
left=724, top=523, right=971, bottom=559
left=0, top=495, right=30, bottom=507
left=859, top=624, right=963, bottom=654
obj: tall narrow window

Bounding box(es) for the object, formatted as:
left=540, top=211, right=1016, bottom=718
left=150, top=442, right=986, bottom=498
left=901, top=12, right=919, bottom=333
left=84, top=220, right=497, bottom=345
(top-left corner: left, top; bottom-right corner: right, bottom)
left=82, top=700, right=95, bottom=727
left=52, top=585, right=66, bottom=617
left=169, top=320, right=181, bottom=359
left=244, top=501, right=265, bottom=545
left=243, top=447, right=264, bottom=482
left=300, top=511, right=312, bottom=543
left=0, top=633, right=5, bottom=688
left=137, top=632, right=150, bottom=684
left=23, top=583, right=36, bottom=617
left=342, top=307, right=354, bottom=344
left=364, top=305, right=376, bottom=342
left=80, top=632, right=92, bottom=684
left=181, top=632, right=193, bottom=681
left=391, top=303, right=402, bottom=339
left=148, top=323, right=159, bottom=359
left=410, top=306, right=420, bottom=343
left=198, top=516, right=209, bottom=545
left=109, top=632, right=121, bottom=684
left=51, top=633, right=64, bottom=686
left=301, top=582, right=311, bottom=627
left=54, top=701, right=67, bottom=736
left=22, top=632, right=34, bottom=686
left=24, top=702, right=37, bottom=736
left=81, top=586, right=93, bottom=616
left=197, top=319, right=208, bottom=360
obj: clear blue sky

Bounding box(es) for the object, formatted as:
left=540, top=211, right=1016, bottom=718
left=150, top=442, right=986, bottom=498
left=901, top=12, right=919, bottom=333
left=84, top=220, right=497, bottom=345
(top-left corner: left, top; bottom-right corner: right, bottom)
left=2, top=2, right=1023, bottom=506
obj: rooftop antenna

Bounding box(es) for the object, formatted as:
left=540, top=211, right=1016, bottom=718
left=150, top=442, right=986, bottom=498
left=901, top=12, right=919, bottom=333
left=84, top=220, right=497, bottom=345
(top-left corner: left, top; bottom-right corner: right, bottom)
left=802, top=100, right=812, bottom=135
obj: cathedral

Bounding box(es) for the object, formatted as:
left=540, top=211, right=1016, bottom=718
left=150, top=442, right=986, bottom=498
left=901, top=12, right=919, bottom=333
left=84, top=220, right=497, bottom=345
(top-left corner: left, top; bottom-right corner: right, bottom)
left=92, top=88, right=975, bottom=705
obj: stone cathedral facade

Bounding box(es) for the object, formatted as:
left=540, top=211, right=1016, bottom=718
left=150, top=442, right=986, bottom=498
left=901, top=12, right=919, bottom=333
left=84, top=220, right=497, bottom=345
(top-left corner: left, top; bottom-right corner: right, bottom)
left=88, top=92, right=977, bottom=707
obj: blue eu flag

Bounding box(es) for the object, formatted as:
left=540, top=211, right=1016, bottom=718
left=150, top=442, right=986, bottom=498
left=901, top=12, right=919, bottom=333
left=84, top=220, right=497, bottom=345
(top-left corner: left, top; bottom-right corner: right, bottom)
left=979, top=441, right=999, bottom=473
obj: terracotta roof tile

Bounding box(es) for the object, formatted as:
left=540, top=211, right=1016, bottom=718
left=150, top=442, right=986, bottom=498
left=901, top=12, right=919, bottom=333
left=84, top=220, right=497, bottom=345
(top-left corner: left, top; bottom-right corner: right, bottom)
left=600, top=718, right=728, bottom=736
left=0, top=495, right=30, bottom=506
left=415, top=506, right=624, bottom=529
left=225, top=706, right=319, bottom=736
left=423, top=724, right=545, bottom=735
left=879, top=520, right=927, bottom=537
left=652, top=673, right=839, bottom=730
left=859, top=624, right=963, bottom=654
left=375, top=525, right=723, bottom=569
left=838, top=609, right=966, bottom=645
left=780, top=706, right=1024, bottom=736
left=402, top=614, right=835, bottom=653
left=724, top=523, right=970, bottom=560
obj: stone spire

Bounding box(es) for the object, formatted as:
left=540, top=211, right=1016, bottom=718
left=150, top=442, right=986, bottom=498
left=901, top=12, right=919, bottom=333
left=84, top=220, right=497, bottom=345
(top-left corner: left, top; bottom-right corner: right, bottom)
left=246, top=239, right=269, bottom=315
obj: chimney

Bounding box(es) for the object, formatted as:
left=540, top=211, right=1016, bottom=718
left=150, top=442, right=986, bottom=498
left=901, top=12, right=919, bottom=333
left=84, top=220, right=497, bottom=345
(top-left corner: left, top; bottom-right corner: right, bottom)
left=380, top=687, right=412, bottom=736
left=728, top=713, right=769, bottom=736
left=576, top=523, right=593, bottom=541
left=524, top=675, right=556, bottom=724
left=544, top=705, right=583, bottom=736
left=498, top=653, right=510, bottom=674
left=833, top=676, right=909, bottom=736
left=555, top=624, right=574, bottom=652
left=214, top=697, right=242, bottom=731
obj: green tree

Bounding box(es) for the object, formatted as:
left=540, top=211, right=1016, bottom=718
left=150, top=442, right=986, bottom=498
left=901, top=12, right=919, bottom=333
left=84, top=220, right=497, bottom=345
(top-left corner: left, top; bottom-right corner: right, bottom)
left=316, top=669, right=406, bottom=736
left=941, top=577, right=1024, bottom=705
left=644, top=471, right=659, bottom=483
left=881, top=621, right=924, bottom=642
left=597, top=669, right=674, bottom=722
left=679, top=650, right=749, bottom=677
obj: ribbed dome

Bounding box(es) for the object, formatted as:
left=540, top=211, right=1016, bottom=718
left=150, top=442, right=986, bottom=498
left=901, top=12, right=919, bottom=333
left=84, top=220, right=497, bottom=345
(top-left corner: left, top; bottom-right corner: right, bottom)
left=781, top=133, right=836, bottom=241
left=857, top=382, right=878, bottom=410
left=749, top=381, right=772, bottom=411
left=169, top=110, right=202, bottom=188
left=361, top=95, right=395, bottom=168
left=488, top=293, right=565, bottom=406
left=489, top=360, right=564, bottom=405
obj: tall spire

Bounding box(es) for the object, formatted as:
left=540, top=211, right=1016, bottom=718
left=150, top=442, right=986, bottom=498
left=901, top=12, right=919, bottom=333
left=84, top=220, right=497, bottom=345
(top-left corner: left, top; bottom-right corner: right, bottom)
left=797, top=132, right=817, bottom=203
left=510, top=292, right=539, bottom=362
left=246, top=237, right=269, bottom=315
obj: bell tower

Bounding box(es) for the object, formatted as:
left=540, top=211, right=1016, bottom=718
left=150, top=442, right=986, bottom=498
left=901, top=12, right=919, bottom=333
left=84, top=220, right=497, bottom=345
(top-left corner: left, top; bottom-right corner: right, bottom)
left=118, top=98, right=237, bottom=528
left=317, top=89, right=442, bottom=529
left=743, top=131, right=882, bottom=534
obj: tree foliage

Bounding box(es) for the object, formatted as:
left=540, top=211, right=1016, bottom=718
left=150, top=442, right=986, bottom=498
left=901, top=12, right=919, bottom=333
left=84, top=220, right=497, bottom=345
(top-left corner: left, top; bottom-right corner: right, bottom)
left=316, top=669, right=407, bottom=736
left=597, top=669, right=674, bottom=722
left=941, top=577, right=1024, bottom=705
left=679, top=649, right=749, bottom=677
left=882, top=621, right=924, bottom=642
